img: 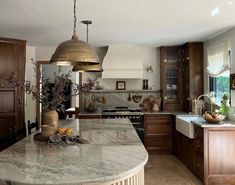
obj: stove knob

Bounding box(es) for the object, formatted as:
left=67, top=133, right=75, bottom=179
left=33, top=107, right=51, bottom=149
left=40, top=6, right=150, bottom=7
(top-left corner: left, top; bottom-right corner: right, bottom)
left=129, top=116, right=132, bottom=119
left=133, top=116, right=135, bottom=119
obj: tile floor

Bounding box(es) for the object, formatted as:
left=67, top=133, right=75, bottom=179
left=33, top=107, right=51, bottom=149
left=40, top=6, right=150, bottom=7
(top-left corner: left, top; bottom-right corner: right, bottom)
left=145, top=155, right=202, bottom=185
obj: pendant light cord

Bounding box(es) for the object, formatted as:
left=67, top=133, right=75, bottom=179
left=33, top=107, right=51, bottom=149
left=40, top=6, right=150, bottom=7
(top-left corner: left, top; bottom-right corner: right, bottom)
left=73, top=0, right=77, bottom=37
left=81, top=20, right=92, bottom=43
left=86, top=22, right=89, bottom=43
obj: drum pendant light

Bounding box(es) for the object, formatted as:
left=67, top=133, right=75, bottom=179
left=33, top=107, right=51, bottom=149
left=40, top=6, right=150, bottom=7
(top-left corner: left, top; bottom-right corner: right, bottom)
left=72, top=20, right=103, bottom=72
left=50, top=0, right=100, bottom=66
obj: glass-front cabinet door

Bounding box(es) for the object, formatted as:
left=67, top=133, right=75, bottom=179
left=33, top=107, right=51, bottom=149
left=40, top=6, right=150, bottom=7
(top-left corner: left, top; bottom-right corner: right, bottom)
left=160, top=46, right=182, bottom=110
left=166, top=48, right=178, bottom=63
left=166, top=67, right=178, bottom=101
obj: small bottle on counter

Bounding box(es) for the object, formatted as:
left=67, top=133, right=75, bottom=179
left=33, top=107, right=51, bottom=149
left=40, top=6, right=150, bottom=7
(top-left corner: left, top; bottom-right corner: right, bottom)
left=145, top=79, right=149, bottom=90
left=143, top=79, right=146, bottom=90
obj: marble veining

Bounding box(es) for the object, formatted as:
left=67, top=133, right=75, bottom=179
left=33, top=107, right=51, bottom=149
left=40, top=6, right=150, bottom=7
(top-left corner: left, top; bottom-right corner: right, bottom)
left=0, top=119, right=148, bottom=185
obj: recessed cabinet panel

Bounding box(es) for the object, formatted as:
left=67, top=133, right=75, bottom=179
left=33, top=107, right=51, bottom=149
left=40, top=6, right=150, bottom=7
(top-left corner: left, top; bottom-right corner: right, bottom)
left=0, top=91, right=15, bottom=112
left=0, top=116, right=15, bottom=138
left=0, top=42, right=16, bottom=87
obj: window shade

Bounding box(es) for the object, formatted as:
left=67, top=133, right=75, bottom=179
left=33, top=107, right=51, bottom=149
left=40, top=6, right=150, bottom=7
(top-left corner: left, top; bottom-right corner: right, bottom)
left=206, top=41, right=229, bottom=77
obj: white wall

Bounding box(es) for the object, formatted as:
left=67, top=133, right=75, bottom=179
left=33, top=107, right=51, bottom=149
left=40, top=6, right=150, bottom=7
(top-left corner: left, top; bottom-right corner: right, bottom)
left=25, top=46, right=36, bottom=123
left=204, top=27, right=235, bottom=106
left=83, top=47, right=160, bottom=91
left=35, top=47, right=56, bottom=61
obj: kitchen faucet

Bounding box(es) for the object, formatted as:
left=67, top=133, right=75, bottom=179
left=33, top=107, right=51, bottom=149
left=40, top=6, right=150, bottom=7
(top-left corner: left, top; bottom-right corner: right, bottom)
left=196, top=94, right=213, bottom=114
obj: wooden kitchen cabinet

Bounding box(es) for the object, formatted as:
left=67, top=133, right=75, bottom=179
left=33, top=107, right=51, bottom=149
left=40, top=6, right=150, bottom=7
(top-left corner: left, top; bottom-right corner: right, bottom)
left=0, top=37, right=26, bottom=151
left=193, top=125, right=204, bottom=181
left=160, top=43, right=203, bottom=112
left=160, top=46, right=183, bottom=111
left=203, top=127, right=235, bottom=185
left=175, top=124, right=204, bottom=181
left=182, top=42, right=204, bottom=112
left=175, top=131, right=194, bottom=170
left=144, top=114, right=172, bottom=154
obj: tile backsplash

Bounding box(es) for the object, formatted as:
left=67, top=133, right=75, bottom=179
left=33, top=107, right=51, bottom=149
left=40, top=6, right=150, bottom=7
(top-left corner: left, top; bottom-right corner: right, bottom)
left=81, top=91, right=161, bottom=111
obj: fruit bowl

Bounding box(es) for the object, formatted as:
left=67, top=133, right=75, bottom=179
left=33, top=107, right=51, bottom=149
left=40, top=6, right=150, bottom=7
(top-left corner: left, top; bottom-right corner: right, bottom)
left=203, top=113, right=225, bottom=123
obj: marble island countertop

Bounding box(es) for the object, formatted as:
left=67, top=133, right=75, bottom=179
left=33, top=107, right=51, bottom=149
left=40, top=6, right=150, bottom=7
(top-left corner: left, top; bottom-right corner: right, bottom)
left=0, top=119, right=148, bottom=185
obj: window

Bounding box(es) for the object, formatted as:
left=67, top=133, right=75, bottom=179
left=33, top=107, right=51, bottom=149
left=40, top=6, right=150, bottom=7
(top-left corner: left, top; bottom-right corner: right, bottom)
left=209, top=70, right=230, bottom=105
left=207, top=41, right=229, bottom=76
left=207, top=41, right=230, bottom=105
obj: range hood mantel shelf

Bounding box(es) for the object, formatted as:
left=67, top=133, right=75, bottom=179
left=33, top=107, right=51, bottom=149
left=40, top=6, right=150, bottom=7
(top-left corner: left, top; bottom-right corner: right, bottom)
left=90, top=90, right=162, bottom=93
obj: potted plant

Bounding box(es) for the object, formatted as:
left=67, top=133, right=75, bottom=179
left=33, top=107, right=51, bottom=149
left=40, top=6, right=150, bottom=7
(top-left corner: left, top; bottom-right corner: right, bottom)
left=2, top=61, right=95, bottom=136
left=219, top=92, right=230, bottom=119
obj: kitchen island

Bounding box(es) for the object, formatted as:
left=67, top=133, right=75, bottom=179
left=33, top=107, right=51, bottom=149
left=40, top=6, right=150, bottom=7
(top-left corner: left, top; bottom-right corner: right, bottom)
left=0, top=119, right=148, bottom=185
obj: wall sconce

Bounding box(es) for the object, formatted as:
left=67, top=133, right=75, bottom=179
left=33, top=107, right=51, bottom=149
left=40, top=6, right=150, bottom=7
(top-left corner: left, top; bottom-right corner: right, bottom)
left=146, top=65, right=153, bottom=73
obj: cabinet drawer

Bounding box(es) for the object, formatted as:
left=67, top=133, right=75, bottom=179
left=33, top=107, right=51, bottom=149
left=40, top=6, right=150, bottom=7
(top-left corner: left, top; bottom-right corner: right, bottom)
left=164, top=103, right=181, bottom=110
left=145, top=135, right=172, bottom=148
left=146, top=124, right=171, bottom=135
left=145, top=114, right=171, bottom=123
left=0, top=91, right=15, bottom=113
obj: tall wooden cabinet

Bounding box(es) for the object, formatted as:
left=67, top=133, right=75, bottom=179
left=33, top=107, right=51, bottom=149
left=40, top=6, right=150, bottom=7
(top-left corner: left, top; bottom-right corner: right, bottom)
left=182, top=42, right=204, bottom=112
left=0, top=37, right=26, bottom=150
left=160, top=43, right=203, bottom=111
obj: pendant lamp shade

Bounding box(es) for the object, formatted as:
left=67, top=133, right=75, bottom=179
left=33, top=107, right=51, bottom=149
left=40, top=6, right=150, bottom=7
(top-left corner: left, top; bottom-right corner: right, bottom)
left=50, top=35, right=99, bottom=66
left=72, top=63, right=103, bottom=72
left=72, top=20, right=103, bottom=72
left=50, top=0, right=100, bottom=66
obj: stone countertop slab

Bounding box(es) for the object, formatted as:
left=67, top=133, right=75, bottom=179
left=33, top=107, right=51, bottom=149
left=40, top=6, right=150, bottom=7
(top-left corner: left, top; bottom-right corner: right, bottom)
left=79, top=110, right=190, bottom=116
left=143, top=111, right=190, bottom=116
left=79, top=110, right=103, bottom=115
left=0, top=119, right=148, bottom=185
left=191, top=119, right=235, bottom=128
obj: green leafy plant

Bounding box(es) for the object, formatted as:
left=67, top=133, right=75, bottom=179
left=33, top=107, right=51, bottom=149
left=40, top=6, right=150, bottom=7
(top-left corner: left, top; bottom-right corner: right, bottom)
left=219, top=92, right=230, bottom=115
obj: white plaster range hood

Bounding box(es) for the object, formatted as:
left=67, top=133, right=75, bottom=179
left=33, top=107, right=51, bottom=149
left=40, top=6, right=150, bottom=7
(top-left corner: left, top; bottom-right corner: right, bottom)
left=102, top=44, right=143, bottom=78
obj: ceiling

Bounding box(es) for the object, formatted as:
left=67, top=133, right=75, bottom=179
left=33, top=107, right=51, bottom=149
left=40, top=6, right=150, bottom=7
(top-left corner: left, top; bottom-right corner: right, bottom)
left=0, top=0, right=235, bottom=47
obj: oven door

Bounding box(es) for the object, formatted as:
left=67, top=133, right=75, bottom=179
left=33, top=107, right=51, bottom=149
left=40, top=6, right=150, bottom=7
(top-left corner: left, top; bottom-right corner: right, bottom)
left=132, top=122, right=144, bottom=143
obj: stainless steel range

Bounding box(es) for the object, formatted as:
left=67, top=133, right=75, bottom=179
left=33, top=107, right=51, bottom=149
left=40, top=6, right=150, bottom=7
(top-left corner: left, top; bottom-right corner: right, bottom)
left=102, top=106, right=144, bottom=143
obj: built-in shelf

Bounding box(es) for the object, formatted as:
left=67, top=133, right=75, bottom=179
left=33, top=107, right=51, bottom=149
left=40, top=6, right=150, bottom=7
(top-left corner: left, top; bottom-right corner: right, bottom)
left=89, top=89, right=162, bottom=93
